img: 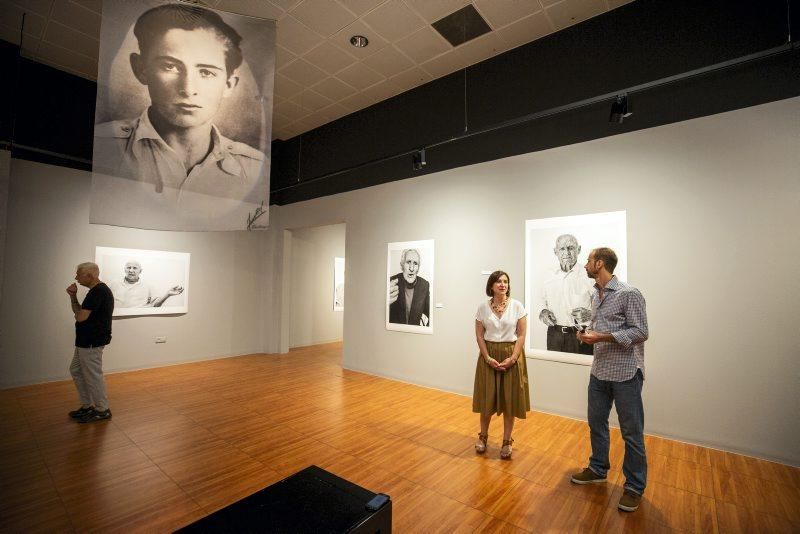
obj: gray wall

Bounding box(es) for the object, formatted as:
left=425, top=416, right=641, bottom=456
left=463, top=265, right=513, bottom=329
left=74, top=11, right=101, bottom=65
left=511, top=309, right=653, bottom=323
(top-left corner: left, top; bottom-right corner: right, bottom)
left=0, top=159, right=268, bottom=387
left=2, top=98, right=797, bottom=466
left=0, top=150, right=9, bottom=309
left=266, top=97, right=800, bottom=466
left=288, top=223, right=345, bottom=348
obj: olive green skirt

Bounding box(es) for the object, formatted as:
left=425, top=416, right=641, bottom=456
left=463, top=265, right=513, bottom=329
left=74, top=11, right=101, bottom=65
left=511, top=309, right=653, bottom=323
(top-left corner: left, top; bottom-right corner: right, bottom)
left=472, top=340, right=530, bottom=419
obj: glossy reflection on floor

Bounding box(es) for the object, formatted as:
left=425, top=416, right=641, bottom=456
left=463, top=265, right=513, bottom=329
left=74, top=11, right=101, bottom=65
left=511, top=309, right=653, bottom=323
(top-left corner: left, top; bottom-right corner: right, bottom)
left=1, top=342, right=798, bottom=532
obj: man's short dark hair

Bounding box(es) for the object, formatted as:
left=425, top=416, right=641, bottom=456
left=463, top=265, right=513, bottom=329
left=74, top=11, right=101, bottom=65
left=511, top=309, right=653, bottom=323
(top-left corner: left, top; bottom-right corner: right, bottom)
left=485, top=270, right=511, bottom=297
left=592, top=247, right=618, bottom=273
left=134, top=3, right=243, bottom=76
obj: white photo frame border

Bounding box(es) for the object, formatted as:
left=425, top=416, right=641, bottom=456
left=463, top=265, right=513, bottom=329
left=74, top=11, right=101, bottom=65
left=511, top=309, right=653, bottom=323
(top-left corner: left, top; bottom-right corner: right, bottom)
left=524, top=211, right=627, bottom=365
left=95, top=246, right=190, bottom=317
left=385, top=239, right=434, bottom=335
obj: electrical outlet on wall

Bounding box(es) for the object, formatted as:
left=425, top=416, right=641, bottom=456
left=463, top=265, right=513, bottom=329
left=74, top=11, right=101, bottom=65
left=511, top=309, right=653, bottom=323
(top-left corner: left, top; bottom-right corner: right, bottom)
left=155, top=336, right=167, bottom=343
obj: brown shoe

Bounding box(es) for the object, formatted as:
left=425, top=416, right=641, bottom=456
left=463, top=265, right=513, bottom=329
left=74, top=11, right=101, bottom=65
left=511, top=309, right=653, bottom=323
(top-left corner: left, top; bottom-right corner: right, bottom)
left=500, top=438, right=514, bottom=460
left=618, top=489, right=643, bottom=512
left=570, top=467, right=607, bottom=484
left=475, top=433, right=488, bottom=454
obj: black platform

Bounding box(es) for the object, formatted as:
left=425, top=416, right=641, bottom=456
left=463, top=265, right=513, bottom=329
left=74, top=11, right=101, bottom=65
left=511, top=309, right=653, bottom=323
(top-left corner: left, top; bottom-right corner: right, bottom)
left=176, top=465, right=392, bottom=533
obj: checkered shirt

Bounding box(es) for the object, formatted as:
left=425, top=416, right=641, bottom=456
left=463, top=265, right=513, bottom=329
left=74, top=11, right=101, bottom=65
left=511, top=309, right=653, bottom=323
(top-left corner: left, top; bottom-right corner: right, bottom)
left=590, top=276, right=649, bottom=382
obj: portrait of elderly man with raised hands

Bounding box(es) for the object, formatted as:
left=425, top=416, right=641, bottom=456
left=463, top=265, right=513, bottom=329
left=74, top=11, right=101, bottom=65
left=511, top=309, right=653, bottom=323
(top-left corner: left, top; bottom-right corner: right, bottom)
left=110, top=259, right=184, bottom=309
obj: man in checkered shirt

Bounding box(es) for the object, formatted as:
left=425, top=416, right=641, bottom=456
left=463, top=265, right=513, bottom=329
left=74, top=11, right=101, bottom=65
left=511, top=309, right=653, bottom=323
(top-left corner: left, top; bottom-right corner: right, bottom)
left=569, top=247, right=649, bottom=513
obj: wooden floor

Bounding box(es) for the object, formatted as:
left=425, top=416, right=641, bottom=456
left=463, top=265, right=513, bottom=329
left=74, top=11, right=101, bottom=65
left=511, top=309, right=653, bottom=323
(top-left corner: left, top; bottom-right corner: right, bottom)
left=1, top=343, right=798, bottom=533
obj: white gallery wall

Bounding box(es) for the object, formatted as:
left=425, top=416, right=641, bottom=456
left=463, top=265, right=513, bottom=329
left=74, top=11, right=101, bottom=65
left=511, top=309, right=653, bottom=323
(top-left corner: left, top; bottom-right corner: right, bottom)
left=288, top=223, right=345, bottom=348
left=1, top=97, right=797, bottom=466
left=0, top=159, right=269, bottom=387
left=267, top=97, right=800, bottom=465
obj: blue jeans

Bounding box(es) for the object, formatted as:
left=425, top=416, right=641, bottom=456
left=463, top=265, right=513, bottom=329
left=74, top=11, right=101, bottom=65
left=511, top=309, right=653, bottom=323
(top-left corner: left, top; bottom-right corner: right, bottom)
left=587, top=369, right=646, bottom=494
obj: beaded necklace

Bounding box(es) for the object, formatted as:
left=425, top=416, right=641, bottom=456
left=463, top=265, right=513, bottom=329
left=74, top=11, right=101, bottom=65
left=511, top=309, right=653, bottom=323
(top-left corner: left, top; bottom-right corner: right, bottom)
left=490, top=296, right=508, bottom=315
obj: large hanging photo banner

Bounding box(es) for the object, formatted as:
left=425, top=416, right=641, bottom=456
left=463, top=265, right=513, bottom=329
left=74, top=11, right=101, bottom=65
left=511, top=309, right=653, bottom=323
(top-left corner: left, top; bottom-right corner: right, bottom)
left=525, top=211, right=627, bottom=365
left=91, top=1, right=275, bottom=231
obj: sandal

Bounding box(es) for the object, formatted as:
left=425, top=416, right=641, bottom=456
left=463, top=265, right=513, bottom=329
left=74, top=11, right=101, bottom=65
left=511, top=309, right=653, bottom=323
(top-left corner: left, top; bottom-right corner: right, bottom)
left=475, top=432, right=488, bottom=454
left=500, top=437, right=514, bottom=460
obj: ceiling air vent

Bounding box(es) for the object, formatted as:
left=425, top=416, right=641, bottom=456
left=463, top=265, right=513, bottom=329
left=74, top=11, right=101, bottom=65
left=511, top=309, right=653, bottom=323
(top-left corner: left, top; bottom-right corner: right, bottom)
left=431, top=4, right=492, bottom=47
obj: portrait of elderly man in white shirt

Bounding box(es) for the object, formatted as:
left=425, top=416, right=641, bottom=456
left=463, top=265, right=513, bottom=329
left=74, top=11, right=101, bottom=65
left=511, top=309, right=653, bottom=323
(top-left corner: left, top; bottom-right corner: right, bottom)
left=537, top=234, right=594, bottom=355
left=111, top=260, right=184, bottom=309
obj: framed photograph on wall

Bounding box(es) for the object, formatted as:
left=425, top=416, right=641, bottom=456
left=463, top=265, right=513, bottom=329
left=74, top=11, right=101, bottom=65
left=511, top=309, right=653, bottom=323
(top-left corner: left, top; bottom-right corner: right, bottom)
left=386, top=240, right=434, bottom=334
left=95, top=246, right=190, bottom=317
left=524, top=211, right=627, bottom=365
left=333, top=257, right=345, bottom=311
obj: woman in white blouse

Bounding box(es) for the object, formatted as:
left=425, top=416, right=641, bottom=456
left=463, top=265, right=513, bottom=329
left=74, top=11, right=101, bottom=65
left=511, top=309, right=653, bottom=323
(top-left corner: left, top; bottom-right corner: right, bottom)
left=473, top=270, right=530, bottom=459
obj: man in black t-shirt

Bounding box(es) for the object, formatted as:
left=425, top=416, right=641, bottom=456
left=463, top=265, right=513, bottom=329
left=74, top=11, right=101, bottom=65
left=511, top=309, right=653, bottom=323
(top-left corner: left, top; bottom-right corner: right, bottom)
left=66, top=262, right=115, bottom=423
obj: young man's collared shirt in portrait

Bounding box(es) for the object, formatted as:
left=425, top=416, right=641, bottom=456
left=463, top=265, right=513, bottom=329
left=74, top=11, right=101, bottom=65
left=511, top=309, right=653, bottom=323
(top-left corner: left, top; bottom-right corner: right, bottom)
left=94, top=108, right=264, bottom=201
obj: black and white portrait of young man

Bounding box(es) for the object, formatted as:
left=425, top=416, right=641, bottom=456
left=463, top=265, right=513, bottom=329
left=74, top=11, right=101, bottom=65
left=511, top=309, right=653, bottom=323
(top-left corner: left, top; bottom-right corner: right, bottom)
left=91, top=0, right=275, bottom=231
left=386, top=240, right=434, bottom=335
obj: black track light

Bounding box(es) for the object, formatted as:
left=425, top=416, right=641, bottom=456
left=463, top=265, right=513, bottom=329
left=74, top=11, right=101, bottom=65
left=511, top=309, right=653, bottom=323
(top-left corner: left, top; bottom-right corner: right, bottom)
left=412, top=148, right=426, bottom=170
left=609, top=94, right=633, bottom=124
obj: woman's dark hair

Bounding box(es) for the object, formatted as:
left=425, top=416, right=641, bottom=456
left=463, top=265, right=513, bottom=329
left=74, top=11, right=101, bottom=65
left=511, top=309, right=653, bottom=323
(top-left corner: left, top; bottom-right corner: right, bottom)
left=134, top=4, right=243, bottom=76
left=485, top=270, right=511, bottom=297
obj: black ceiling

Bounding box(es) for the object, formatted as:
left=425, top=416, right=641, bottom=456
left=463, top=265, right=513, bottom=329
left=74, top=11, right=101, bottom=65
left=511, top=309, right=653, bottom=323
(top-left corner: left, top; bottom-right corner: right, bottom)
left=268, top=0, right=799, bottom=205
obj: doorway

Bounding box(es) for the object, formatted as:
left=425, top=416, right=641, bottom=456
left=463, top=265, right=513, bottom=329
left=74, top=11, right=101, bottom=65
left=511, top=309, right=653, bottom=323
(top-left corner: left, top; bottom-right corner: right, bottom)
left=284, top=223, right=346, bottom=354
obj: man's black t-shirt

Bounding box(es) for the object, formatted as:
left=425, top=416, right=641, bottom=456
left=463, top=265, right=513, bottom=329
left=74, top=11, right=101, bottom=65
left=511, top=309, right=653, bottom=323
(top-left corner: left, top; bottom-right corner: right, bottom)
left=75, top=283, right=114, bottom=348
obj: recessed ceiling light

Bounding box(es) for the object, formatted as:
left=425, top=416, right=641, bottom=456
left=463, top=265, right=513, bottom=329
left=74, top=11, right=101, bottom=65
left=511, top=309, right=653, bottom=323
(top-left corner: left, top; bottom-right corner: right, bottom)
left=350, top=35, right=369, bottom=48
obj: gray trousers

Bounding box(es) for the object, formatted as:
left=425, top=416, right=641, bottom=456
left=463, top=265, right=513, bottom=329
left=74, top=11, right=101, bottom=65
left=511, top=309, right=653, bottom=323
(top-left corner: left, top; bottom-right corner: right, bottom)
left=69, top=346, right=109, bottom=411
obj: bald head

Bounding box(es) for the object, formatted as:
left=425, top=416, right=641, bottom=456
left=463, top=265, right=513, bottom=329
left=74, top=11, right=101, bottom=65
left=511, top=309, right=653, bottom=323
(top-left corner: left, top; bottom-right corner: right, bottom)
left=554, top=234, right=580, bottom=272
left=77, top=262, right=99, bottom=276
left=124, top=260, right=143, bottom=283
left=75, top=262, right=100, bottom=288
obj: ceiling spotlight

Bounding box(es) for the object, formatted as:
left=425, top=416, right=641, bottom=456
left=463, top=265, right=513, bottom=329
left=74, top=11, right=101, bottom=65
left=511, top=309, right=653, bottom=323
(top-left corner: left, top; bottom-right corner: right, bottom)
left=350, top=35, right=369, bottom=48
left=412, top=148, right=426, bottom=170
left=609, top=94, right=633, bottom=124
